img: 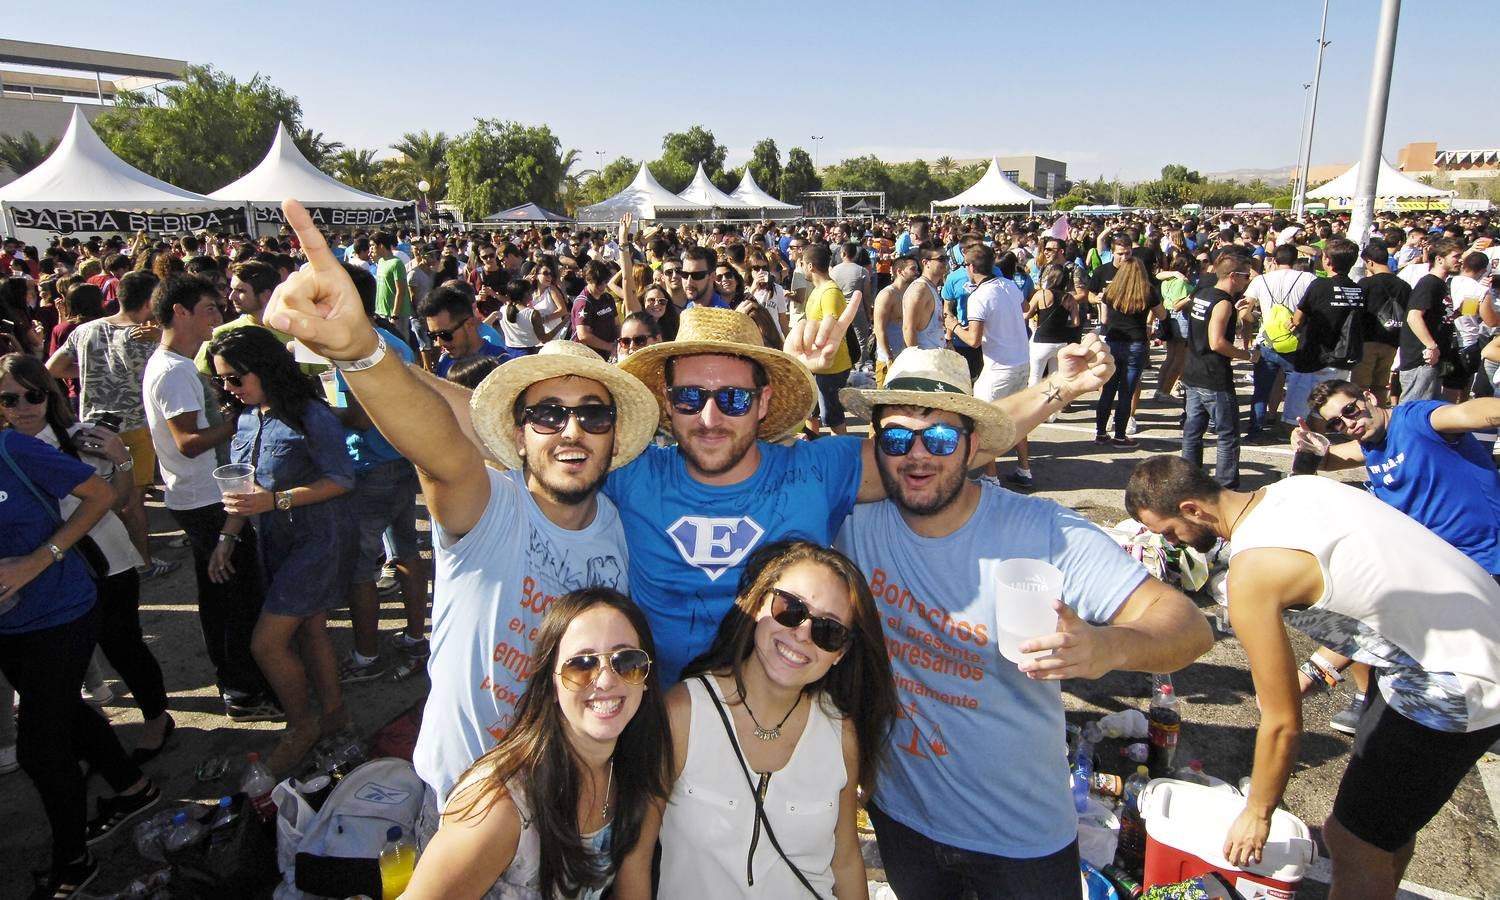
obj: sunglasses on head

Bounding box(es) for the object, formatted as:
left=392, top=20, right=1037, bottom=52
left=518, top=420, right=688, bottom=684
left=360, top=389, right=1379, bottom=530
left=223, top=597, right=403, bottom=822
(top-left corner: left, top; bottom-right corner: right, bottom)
left=558, top=648, right=652, bottom=691
left=522, top=402, right=617, bottom=435
left=431, top=315, right=471, bottom=342
left=668, top=385, right=759, bottom=417
left=1321, top=399, right=1366, bottom=433
left=682, top=269, right=710, bottom=280
left=212, top=373, right=246, bottom=389
left=0, top=388, right=48, bottom=408
left=770, top=588, right=853, bottom=652
left=876, top=422, right=969, bottom=457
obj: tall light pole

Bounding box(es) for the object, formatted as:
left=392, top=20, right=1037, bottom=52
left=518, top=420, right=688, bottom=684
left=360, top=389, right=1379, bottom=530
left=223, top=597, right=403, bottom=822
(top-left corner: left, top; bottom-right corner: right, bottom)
left=1290, top=82, right=1312, bottom=204
left=417, top=179, right=430, bottom=232
left=1347, top=0, right=1402, bottom=262
left=1292, top=0, right=1332, bottom=216
left=811, top=135, right=824, bottom=171
left=594, top=149, right=606, bottom=170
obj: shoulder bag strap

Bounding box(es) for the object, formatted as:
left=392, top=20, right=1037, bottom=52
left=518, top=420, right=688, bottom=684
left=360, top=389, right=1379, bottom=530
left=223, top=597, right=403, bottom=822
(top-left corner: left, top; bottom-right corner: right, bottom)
left=0, top=431, right=63, bottom=526
left=695, top=675, right=824, bottom=899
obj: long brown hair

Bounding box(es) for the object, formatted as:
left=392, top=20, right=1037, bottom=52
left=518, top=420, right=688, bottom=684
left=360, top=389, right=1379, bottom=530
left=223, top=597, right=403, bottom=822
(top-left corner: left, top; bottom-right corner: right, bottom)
left=682, top=540, right=897, bottom=792
left=0, top=353, right=79, bottom=457
left=446, top=588, right=671, bottom=898
left=1106, top=256, right=1151, bottom=315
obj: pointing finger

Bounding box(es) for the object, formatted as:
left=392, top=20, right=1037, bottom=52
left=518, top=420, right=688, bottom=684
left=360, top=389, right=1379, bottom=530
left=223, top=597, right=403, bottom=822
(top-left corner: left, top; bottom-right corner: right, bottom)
left=282, top=199, right=339, bottom=273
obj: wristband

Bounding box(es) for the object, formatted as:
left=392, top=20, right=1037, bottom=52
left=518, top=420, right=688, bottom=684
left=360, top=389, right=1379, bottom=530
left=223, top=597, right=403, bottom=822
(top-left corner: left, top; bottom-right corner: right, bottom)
left=218, top=532, right=239, bottom=544
left=1299, top=657, right=1342, bottom=692
left=331, top=338, right=388, bottom=372
left=116, top=457, right=134, bottom=473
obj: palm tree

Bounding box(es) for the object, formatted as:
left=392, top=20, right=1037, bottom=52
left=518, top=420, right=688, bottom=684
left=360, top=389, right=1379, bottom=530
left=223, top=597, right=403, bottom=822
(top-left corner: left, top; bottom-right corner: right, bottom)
left=0, top=132, right=60, bottom=177
left=557, top=148, right=600, bottom=216
left=389, top=130, right=449, bottom=199
left=293, top=128, right=344, bottom=169
left=332, top=148, right=383, bottom=193
left=933, top=156, right=957, bottom=177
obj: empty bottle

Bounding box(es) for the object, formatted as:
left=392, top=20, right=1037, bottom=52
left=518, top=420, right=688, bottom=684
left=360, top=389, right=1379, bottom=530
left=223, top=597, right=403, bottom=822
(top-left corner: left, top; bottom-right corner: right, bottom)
left=207, top=796, right=240, bottom=845
left=1115, top=765, right=1151, bottom=873
left=1070, top=736, right=1094, bottom=813
left=241, top=751, right=278, bottom=823
left=1146, top=680, right=1181, bottom=779
left=164, top=811, right=206, bottom=853
left=1120, top=742, right=1149, bottom=764
left=380, top=825, right=417, bottom=900
left=1176, top=759, right=1212, bottom=786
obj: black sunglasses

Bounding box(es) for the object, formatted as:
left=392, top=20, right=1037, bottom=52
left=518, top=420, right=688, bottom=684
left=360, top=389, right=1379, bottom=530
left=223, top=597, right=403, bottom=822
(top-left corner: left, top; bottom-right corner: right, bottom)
left=431, top=315, right=472, bottom=342
left=558, top=648, right=652, bottom=691
left=1321, top=399, right=1366, bottom=434
left=212, top=373, right=246, bottom=389
left=681, top=269, right=711, bottom=280
left=0, top=388, right=48, bottom=408
left=661, top=267, right=682, bottom=276
left=617, top=335, right=653, bottom=349
left=668, top=386, right=759, bottom=417
left=876, top=423, right=968, bottom=457
left=770, top=588, right=853, bottom=652
left=522, top=402, right=617, bottom=435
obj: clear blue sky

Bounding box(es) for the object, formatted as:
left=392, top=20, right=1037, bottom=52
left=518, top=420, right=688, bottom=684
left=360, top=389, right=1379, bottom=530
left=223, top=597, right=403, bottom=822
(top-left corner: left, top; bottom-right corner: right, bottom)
left=8, top=1, right=1488, bottom=182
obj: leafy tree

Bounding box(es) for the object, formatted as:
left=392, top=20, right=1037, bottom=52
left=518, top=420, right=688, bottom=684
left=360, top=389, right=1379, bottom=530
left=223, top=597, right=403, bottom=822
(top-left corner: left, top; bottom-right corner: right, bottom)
left=780, top=147, right=820, bottom=202
left=748, top=139, right=782, bottom=197
left=294, top=128, right=344, bottom=170
left=0, top=131, right=59, bottom=177
left=578, top=156, right=639, bottom=208
left=1160, top=163, right=1204, bottom=185
left=887, top=160, right=941, bottom=211
left=387, top=130, right=450, bottom=199
left=331, top=149, right=383, bottom=194
left=650, top=125, right=727, bottom=193
left=933, top=156, right=957, bottom=177
left=92, top=64, right=312, bottom=193
left=445, top=119, right=565, bottom=220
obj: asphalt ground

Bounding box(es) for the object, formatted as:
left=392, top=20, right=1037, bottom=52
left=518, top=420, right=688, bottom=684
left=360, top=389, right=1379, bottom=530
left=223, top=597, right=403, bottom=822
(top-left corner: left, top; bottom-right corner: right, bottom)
left=2, top=353, right=1496, bottom=899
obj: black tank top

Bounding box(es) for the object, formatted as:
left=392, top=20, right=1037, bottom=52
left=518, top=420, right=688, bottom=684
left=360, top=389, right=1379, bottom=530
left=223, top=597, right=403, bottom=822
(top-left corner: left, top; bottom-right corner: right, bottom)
left=1032, top=292, right=1081, bottom=344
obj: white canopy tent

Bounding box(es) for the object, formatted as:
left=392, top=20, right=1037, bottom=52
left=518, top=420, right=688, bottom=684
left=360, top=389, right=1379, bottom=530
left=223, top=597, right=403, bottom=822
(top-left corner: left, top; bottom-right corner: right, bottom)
left=1307, top=157, right=1454, bottom=209
left=0, top=106, right=244, bottom=238
left=576, top=163, right=710, bottom=223
left=730, top=170, right=800, bottom=219
left=210, top=122, right=412, bottom=232
left=932, top=157, right=1049, bottom=210
left=676, top=164, right=752, bottom=217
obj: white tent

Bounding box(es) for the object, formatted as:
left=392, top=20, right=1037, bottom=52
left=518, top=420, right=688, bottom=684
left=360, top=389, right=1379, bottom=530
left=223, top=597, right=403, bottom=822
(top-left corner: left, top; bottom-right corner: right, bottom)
left=730, top=170, right=800, bottom=218
left=0, top=106, right=243, bottom=237
left=676, top=163, right=752, bottom=216
left=933, top=157, right=1048, bottom=209
left=210, top=123, right=411, bottom=231
left=576, top=163, right=710, bottom=223
left=1307, top=157, right=1454, bottom=207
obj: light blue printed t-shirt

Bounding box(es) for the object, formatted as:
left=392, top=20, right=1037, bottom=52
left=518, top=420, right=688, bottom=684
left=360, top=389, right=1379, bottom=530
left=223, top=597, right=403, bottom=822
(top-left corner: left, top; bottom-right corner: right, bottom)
left=836, top=483, right=1148, bottom=858
left=604, top=437, right=862, bottom=685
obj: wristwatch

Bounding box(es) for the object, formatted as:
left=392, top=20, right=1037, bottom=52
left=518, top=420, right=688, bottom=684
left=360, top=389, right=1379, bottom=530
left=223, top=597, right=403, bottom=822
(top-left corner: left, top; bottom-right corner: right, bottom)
left=116, top=457, right=134, bottom=473
left=45, top=542, right=66, bottom=564
left=275, top=491, right=294, bottom=512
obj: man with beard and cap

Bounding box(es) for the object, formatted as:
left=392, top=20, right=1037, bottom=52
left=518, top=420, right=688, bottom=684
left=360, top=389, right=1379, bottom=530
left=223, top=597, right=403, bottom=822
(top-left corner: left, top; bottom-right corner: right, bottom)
left=833, top=348, right=1211, bottom=899
left=260, top=201, right=660, bottom=815
left=1127, top=455, right=1500, bottom=900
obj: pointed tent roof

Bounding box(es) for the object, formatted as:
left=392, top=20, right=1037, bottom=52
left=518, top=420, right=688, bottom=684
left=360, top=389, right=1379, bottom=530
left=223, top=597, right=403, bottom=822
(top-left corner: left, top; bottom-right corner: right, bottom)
left=0, top=106, right=226, bottom=211
left=730, top=170, right=800, bottom=213
left=209, top=123, right=403, bottom=208
left=677, top=164, right=751, bottom=211
left=576, top=164, right=710, bottom=223
left=1307, top=156, right=1455, bottom=202
left=933, top=158, right=1048, bottom=208
left=483, top=201, right=572, bottom=223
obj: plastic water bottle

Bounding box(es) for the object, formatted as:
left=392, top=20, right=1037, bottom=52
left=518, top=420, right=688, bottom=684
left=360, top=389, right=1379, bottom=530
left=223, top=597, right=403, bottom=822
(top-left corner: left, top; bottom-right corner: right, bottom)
left=1070, top=737, right=1094, bottom=813
left=1176, top=759, right=1212, bottom=786
left=1115, top=765, right=1151, bottom=873
left=241, top=751, right=277, bottom=823
left=1146, top=679, right=1181, bottom=779
left=164, top=811, right=206, bottom=853
left=379, top=825, right=416, bottom=900
left=207, top=796, right=239, bottom=845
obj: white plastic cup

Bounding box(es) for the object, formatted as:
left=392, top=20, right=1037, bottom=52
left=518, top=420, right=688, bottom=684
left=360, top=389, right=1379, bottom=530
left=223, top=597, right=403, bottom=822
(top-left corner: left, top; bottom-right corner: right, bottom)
left=212, top=463, right=255, bottom=496
left=992, top=558, right=1065, bottom=664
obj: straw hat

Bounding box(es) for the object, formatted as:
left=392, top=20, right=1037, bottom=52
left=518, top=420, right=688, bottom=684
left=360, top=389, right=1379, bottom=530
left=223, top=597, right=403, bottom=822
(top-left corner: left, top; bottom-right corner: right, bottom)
left=619, top=307, right=818, bottom=441
left=840, top=347, right=1016, bottom=453
left=470, top=341, right=659, bottom=472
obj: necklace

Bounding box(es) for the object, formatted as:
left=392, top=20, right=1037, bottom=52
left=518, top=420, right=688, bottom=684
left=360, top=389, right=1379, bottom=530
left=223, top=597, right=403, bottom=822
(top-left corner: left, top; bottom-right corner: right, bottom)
left=598, top=760, right=614, bottom=822
left=744, top=693, right=801, bottom=742
left=1227, top=488, right=1262, bottom=537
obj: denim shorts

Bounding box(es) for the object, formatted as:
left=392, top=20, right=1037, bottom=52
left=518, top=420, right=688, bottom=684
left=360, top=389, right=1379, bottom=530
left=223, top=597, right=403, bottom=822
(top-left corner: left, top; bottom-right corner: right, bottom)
left=353, top=458, right=421, bottom=581
left=814, top=370, right=850, bottom=427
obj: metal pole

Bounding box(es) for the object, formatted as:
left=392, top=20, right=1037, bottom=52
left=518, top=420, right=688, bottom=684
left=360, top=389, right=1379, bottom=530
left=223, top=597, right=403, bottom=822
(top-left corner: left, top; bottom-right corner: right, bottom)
left=1347, top=0, right=1402, bottom=264
left=1293, top=0, right=1331, bottom=216
left=1290, top=83, right=1312, bottom=205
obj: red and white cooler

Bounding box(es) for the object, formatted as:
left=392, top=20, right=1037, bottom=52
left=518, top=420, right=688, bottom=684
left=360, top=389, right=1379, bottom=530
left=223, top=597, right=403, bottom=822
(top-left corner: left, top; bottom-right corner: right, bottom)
left=1139, top=779, right=1317, bottom=900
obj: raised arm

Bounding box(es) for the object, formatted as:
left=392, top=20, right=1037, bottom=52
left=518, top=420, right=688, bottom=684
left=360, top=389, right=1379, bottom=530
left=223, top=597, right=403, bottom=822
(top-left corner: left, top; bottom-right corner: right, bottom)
left=618, top=214, right=639, bottom=314
left=1429, top=396, right=1500, bottom=433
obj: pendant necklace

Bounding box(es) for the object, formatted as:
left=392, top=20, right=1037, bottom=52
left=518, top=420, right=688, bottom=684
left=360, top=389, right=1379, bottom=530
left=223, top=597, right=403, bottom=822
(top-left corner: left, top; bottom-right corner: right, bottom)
left=599, top=760, right=615, bottom=822
left=744, top=693, right=801, bottom=741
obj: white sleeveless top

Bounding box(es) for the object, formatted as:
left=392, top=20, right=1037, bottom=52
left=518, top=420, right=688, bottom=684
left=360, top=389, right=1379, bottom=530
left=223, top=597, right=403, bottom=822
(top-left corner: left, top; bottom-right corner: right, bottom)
left=658, top=676, right=844, bottom=898
left=1231, top=476, right=1500, bottom=732
left=497, top=307, right=544, bottom=349
left=912, top=280, right=948, bottom=350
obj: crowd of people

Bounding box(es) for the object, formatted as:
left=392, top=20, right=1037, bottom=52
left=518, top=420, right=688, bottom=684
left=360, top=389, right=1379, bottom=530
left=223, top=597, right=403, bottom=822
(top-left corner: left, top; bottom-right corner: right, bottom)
left=0, top=197, right=1496, bottom=899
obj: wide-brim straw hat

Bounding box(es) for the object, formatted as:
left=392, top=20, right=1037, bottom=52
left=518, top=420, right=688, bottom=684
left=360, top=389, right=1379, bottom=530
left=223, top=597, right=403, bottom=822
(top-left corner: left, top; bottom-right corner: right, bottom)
left=470, top=340, right=659, bottom=472
left=619, top=307, right=817, bottom=440
left=840, top=347, right=1017, bottom=453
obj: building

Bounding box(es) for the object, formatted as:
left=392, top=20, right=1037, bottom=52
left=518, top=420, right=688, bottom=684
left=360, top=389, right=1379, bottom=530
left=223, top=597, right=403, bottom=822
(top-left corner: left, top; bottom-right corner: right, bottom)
left=936, top=155, right=1069, bottom=198
left=0, top=39, right=186, bottom=187
left=1397, top=140, right=1498, bottom=182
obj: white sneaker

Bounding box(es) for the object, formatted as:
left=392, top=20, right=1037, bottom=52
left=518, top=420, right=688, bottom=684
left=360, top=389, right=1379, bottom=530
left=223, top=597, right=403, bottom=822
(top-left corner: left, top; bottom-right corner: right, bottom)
left=1126, top=417, right=1140, bottom=436
left=0, top=744, right=16, bottom=775
left=83, top=683, right=114, bottom=706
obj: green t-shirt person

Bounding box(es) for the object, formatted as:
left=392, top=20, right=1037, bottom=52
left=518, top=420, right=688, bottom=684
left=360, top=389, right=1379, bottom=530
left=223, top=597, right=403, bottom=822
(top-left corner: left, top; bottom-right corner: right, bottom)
left=377, top=256, right=411, bottom=321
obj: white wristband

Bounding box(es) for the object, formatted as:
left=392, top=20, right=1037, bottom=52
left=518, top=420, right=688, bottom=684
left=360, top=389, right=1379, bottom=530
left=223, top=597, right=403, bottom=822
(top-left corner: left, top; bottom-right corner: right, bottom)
left=330, top=338, right=388, bottom=372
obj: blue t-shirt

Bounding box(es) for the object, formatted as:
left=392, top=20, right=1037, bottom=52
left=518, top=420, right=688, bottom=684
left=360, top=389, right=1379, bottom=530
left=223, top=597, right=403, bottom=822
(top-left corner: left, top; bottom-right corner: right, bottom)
left=334, top=327, right=415, bottom=470
left=603, top=437, right=863, bottom=684
left=478, top=322, right=505, bottom=348
left=0, top=432, right=97, bottom=634
left=435, top=340, right=510, bottom=379
left=894, top=232, right=915, bottom=258
left=684, top=292, right=730, bottom=310
left=1360, top=400, right=1500, bottom=573
left=836, top=484, right=1148, bottom=858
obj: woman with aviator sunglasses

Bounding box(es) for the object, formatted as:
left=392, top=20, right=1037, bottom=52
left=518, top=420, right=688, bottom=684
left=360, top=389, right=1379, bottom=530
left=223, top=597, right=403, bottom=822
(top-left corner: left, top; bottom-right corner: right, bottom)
left=657, top=540, right=897, bottom=898
left=405, top=588, right=670, bottom=900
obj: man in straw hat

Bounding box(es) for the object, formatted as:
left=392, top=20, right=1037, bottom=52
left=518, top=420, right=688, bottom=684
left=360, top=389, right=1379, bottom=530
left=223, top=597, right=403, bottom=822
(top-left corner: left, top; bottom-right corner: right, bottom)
left=261, top=201, right=659, bottom=810
left=835, top=347, right=1212, bottom=898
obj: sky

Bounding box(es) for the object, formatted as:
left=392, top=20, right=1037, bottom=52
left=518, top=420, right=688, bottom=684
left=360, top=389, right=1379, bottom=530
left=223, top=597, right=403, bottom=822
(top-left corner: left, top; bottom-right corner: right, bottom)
left=6, top=0, right=1490, bottom=184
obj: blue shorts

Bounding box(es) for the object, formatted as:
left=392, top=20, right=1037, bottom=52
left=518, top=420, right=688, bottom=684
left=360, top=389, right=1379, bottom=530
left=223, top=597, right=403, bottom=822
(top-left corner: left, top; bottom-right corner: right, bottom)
left=353, top=458, right=420, bottom=582
left=814, top=370, right=850, bottom=427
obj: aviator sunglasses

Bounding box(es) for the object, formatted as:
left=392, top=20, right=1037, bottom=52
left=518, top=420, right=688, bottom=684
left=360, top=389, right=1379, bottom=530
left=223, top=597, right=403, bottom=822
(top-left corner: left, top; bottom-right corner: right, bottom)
left=875, top=423, right=969, bottom=457
left=770, top=588, right=853, bottom=652
left=558, top=648, right=652, bottom=691
left=212, top=373, right=246, bottom=389
left=668, top=386, right=759, bottom=417
left=522, top=403, right=617, bottom=435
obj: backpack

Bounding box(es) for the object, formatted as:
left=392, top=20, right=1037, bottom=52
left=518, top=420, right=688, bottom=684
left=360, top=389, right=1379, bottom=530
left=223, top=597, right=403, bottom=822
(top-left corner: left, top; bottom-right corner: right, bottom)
left=1370, top=290, right=1406, bottom=339
left=1327, top=306, right=1364, bottom=369
left=1263, top=303, right=1300, bottom=354
left=272, top=757, right=425, bottom=900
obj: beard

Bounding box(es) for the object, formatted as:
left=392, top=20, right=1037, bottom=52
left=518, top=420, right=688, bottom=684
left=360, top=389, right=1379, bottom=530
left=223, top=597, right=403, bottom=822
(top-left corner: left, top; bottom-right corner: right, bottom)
left=876, top=454, right=968, bottom=517
left=524, top=446, right=611, bottom=507
left=674, top=423, right=759, bottom=479
left=1184, top=523, right=1220, bottom=553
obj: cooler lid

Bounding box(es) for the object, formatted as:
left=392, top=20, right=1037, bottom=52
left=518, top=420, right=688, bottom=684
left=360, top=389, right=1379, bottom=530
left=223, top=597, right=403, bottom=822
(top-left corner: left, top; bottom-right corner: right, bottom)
left=1139, top=778, right=1317, bottom=882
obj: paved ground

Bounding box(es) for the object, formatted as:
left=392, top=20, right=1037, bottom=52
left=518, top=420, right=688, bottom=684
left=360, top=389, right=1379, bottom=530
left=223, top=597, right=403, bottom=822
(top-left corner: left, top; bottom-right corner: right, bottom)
left=3, top=358, right=1496, bottom=898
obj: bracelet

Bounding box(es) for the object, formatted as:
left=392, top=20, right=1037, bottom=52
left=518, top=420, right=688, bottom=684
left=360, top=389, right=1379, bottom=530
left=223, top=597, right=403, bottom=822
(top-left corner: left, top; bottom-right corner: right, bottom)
left=1299, top=657, right=1343, bottom=692
left=116, top=457, right=134, bottom=472
left=330, top=338, right=388, bottom=372
left=218, top=532, right=239, bottom=544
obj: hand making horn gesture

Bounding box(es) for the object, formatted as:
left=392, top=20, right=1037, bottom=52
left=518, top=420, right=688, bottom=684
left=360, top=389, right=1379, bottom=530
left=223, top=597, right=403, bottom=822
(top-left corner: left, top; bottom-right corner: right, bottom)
left=782, top=290, right=864, bottom=371
left=262, top=199, right=381, bottom=361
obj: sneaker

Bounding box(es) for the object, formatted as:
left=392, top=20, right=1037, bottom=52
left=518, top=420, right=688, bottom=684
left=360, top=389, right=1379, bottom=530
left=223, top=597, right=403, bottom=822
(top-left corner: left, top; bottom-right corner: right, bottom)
left=1329, top=693, right=1364, bottom=735
left=226, top=697, right=285, bottom=723
left=86, top=782, right=160, bottom=845
left=388, top=652, right=427, bottom=682
left=134, top=559, right=180, bottom=580
left=1125, top=417, right=1140, bottom=436
left=1007, top=470, right=1034, bottom=487
left=389, top=631, right=431, bottom=659
left=31, top=851, right=98, bottom=898
left=338, top=653, right=387, bottom=684
left=375, top=562, right=400, bottom=595
left=167, top=535, right=191, bottom=550
left=1094, top=434, right=1110, bottom=444
left=0, top=744, right=17, bottom=775
left=82, top=682, right=113, bottom=706
left=1110, top=436, right=1139, bottom=448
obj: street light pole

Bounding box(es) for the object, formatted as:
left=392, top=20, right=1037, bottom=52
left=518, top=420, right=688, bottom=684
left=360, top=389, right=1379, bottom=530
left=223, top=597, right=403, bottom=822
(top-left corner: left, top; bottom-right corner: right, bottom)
left=1291, top=82, right=1312, bottom=206
left=811, top=136, right=824, bottom=171
left=1292, top=0, right=1331, bottom=217
left=1347, top=0, right=1402, bottom=261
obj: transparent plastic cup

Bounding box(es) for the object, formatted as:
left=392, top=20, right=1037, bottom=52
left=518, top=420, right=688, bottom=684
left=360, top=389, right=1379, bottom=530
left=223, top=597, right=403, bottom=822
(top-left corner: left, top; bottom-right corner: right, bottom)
left=212, top=463, right=255, bottom=496
left=992, top=558, right=1064, bottom=664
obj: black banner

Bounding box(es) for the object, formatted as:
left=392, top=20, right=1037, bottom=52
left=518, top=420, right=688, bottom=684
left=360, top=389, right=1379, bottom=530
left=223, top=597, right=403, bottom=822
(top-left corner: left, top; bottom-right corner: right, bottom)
left=8, top=206, right=249, bottom=235
left=252, top=203, right=417, bottom=228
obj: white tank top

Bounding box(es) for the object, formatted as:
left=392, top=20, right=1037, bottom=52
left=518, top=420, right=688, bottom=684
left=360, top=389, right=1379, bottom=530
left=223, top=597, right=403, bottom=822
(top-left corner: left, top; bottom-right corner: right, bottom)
left=1231, top=476, right=1500, bottom=732
left=496, top=306, right=543, bottom=349
left=441, top=779, right=612, bottom=900
left=912, top=280, right=948, bottom=350
left=658, top=676, right=844, bottom=898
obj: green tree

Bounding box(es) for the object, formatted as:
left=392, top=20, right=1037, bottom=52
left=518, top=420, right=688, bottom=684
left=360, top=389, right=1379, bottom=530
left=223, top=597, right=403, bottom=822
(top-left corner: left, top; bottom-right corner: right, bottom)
left=331, top=149, right=383, bottom=194
left=780, top=147, right=820, bottom=202
left=92, top=64, right=312, bottom=193
left=1160, top=163, right=1203, bottom=185
left=887, top=160, right=941, bottom=211
left=0, top=131, right=59, bottom=177
left=386, top=130, right=450, bottom=199
left=579, top=156, right=639, bottom=208
left=748, top=138, right=782, bottom=197
left=933, top=156, right=957, bottom=177
left=650, top=125, right=728, bottom=193
left=293, top=128, right=343, bottom=170
left=445, top=119, right=565, bottom=221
